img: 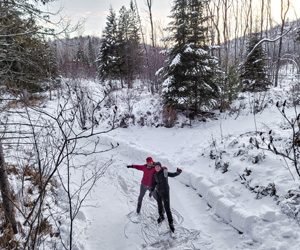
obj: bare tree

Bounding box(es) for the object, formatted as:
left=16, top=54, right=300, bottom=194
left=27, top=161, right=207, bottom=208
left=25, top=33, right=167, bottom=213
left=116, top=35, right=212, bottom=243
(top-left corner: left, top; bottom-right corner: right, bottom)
left=145, top=0, right=160, bottom=92
left=208, top=0, right=222, bottom=60
left=0, top=78, right=118, bottom=249
left=274, top=0, right=290, bottom=87
left=0, top=140, right=18, bottom=234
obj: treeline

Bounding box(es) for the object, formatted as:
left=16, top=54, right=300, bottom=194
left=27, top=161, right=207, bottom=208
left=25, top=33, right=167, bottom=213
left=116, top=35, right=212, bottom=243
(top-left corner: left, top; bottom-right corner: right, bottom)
left=51, top=36, right=101, bottom=79
left=1, top=0, right=300, bottom=116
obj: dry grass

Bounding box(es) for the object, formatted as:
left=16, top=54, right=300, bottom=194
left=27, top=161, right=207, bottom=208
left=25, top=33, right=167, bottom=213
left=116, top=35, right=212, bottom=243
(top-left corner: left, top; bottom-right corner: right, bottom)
left=3, top=95, right=46, bottom=110
left=163, top=105, right=178, bottom=128
left=0, top=206, right=20, bottom=249
left=0, top=163, right=60, bottom=248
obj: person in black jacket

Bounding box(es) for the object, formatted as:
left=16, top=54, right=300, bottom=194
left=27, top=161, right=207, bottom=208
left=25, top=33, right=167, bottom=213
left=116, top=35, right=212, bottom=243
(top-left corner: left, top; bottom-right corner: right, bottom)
left=150, top=162, right=182, bottom=232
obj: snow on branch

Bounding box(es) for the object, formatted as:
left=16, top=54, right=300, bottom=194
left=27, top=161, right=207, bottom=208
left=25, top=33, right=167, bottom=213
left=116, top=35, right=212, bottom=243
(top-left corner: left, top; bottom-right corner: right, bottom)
left=245, top=27, right=294, bottom=61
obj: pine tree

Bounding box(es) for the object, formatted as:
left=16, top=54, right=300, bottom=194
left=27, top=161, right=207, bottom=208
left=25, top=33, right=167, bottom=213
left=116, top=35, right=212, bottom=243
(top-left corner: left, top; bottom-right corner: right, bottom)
left=126, top=1, right=143, bottom=85
left=117, top=5, right=130, bottom=87
left=219, top=62, right=241, bottom=111
left=240, top=32, right=271, bottom=92
left=98, top=2, right=143, bottom=88
left=117, top=1, right=143, bottom=88
left=160, top=0, right=219, bottom=116
left=0, top=1, right=57, bottom=93
left=98, top=7, right=121, bottom=82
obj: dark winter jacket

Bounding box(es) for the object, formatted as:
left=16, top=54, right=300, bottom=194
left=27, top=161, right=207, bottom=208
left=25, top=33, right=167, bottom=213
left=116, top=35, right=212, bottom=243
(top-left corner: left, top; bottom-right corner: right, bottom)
left=132, top=164, right=156, bottom=187
left=151, top=167, right=180, bottom=196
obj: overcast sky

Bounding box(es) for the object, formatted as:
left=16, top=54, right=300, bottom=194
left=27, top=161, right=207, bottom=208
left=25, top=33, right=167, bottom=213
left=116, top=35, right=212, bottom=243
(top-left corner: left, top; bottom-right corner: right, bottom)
left=42, top=0, right=300, bottom=38
left=42, top=0, right=172, bottom=37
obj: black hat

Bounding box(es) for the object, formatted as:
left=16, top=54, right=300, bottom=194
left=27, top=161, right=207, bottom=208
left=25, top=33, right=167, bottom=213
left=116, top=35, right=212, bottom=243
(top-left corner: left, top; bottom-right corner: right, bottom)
left=155, top=162, right=162, bottom=167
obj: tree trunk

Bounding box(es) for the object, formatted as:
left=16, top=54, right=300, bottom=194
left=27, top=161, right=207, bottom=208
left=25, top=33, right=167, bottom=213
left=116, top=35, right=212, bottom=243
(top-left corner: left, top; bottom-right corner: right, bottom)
left=274, top=0, right=290, bottom=87
left=0, top=140, right=18, bottom=234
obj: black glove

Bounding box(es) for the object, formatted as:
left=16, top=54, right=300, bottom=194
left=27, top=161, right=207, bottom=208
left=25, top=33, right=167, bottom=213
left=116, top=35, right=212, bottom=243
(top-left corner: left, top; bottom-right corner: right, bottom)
left=177, top=168, right=182, bottom=173
left=149, top=192, right=152, bottom=198
left=127, top=165, right=133, bottom=168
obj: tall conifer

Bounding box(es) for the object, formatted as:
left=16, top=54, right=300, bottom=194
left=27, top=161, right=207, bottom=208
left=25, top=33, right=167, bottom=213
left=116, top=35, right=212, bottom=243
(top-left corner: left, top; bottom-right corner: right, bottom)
left=160, top=0, right=219, bottom=115
left=98, top=2, right=143, bottom=88
left=98, top=7, right=120, bottom=82
left=240, top=32, right=271, bottom=92
left=0, top=1, right=57, bottom=92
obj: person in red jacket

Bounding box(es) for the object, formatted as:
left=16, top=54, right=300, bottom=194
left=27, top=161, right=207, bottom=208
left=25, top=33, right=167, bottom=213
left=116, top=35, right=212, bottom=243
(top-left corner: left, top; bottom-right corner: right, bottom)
left=127, top=157, right=158, bottom=213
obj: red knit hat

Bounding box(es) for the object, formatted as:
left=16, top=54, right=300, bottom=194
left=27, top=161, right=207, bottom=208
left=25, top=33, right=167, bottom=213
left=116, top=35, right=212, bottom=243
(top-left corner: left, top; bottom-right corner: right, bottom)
left=146, top=157, right=153, bottom=163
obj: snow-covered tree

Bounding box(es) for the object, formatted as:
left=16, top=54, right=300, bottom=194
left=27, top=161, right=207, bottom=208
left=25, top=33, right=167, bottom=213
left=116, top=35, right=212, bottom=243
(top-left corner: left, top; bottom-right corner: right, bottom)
left=160, top=0, right=219, bottom=115
left=98, top=2, right=143, bottom=88
left=98, top=7, right=121, bottom=82
left=0, top=0, right=57, bottom=93
left=117, top=1, right=143, bottom=88
left=240, top=32, right=271, bottom=92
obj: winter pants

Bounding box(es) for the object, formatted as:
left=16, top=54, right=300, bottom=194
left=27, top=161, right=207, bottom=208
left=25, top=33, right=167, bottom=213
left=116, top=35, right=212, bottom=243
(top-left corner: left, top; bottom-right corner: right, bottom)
left=156, top=192, right=173, bottom=224
left=138, top=184, right=157, bottom=207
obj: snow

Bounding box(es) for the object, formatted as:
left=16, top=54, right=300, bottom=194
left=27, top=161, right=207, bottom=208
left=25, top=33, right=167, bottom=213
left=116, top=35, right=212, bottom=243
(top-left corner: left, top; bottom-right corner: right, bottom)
left=2, top=67, right=300, bottom=249
left=170, top=54, right=181, bottom=67
left=184, top=44, right=194, bottom=53
left=196, top=48, right=208, bottom=55
left=74, top=113, right=300, bottom=249
left=68, top=78, right=300, bottom=249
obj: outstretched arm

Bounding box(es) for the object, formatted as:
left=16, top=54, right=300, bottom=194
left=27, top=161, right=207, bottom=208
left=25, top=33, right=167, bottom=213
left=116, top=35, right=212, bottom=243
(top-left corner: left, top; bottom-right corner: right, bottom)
left=168, top=168, right=182, bottom=177
left=132, top=164, right=145, bottom=171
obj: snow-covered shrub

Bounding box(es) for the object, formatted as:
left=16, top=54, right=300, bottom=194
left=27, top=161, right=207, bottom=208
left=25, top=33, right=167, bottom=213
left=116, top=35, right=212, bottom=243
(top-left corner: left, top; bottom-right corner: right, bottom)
left=286, top=84, right=300, bottom=106
left=239, top=168, right=252, bottom=186
left=63, top=78, right=106, bottom=130
left=249, top=100, right=300, bottom=178
left=120, top=89, right=139, bottom=116
left=250, top=153, right=265, bottom=164
left=233, top=148, right=247, bottom=157
left=215, top=159, right=229, bottom=173
left=239, top=169, right=277, bottom=200
left=209, top=147, right=230, bottom=173
left=255, top=183, right=277, bottom=199
left=230, top=91, right=272, bottom=118
left=280, top=190, right=300, bottom=224
left=119, top=114, right=135, bottom=128
left=251, top=91, right=270, bottom=114
left=99, top=83, right=164, bottom=128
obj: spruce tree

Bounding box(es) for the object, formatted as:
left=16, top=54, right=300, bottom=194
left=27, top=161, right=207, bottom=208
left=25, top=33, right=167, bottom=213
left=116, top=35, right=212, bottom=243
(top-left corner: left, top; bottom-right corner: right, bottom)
left=98, top=2, right=143, bottom=88
left=240, top=32, right=271, bottom=92
left=0, top=1, right=57, bottom=93
left=160, top=0, right=219, bottom=116
left=98, top=7, right=121, bottom=82
left=117, top=1, right=143, bottom=88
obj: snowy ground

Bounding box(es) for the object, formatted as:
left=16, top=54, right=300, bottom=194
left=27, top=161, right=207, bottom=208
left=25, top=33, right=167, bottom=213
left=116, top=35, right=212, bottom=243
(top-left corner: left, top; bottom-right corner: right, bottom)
left=72, top=95, right=300, bottom=250
left=3, top=72, right=300, bottom=249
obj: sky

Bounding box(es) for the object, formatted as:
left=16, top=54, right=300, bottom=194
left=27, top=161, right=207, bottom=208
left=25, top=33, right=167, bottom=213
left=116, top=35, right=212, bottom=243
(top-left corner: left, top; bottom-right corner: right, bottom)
left=42, top=0, right=173, bottom=37
left=40, top=0, right=300, bottom=38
